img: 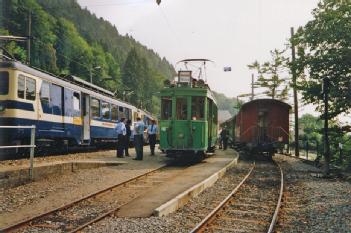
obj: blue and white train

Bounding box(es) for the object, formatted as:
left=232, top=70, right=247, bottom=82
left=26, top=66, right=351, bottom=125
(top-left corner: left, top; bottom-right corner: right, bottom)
left=0, top=58, right=155, bottom=156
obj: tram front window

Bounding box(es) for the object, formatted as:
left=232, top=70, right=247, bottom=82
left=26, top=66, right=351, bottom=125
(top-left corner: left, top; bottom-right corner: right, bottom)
left=176, top=97, right=187, bottom=120
left=191, top=97, right=204, bottom=120
left=161, top=97, right=172, bottom=120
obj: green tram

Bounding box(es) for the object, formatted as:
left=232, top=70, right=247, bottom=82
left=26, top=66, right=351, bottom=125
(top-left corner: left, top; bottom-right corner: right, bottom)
left=159, top=63, right=218, bottom=159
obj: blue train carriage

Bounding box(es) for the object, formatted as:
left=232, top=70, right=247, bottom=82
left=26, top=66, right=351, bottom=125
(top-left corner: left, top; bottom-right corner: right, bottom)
left=159, top=70, right=218, bottom=158
left=0, top=59, right=137, bottom=156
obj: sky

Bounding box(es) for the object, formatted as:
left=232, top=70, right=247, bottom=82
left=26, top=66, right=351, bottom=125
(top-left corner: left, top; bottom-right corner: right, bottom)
left=77, top=0, right=321, bottom=113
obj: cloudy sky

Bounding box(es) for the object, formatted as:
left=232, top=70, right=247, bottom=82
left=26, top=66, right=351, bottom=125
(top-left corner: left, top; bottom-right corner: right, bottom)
left=77, top=0, right=320, bottom=111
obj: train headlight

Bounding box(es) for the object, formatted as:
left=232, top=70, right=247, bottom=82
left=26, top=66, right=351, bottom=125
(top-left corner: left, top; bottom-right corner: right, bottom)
left=178, top=133, right=184, bottom=139
left=0, top=103, right=5, bottom=112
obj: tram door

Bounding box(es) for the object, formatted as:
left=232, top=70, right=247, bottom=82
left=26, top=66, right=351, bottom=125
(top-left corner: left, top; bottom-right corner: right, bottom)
left=82, top=93, right=91, bottom=142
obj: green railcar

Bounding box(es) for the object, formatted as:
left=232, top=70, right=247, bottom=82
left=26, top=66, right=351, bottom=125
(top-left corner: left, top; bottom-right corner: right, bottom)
left=159, top=69, right=218, bottom=158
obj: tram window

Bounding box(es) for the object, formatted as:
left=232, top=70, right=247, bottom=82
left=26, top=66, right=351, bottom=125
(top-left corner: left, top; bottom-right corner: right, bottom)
left=125, top=108, right=131, bottom=120
left=17, top=75, right=25, bottom=99
left=176, top=97, right=187, bottom=120
left=191, top=97, right=205, bottom=120
left=0, top=72, right=9, bottom=95
left=40, top=81, right=50, bottom=102
left=111, top=105, right=118, bottom=121
left=161, top=97, right=172, bottom=120
left=73, top=92, right=80, bottom=111
left=51, top=84, right=62, bottom=115
left=26, top=77, right=36, bottom=100
left=91, top=98, right=100, bottom=118
left=102, top=101, right=110, bottom=119
left=119, top=106, right=125, bottom=119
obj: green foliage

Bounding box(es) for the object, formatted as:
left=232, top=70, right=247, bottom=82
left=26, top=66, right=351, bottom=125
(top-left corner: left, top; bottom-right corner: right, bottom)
left=293, top=0, right=351, bottom=118
left=213, top=92, right=240, bottom=116
left=1, top=0, right=175, bottom=114
left=248, top=49, right=289, bottom=100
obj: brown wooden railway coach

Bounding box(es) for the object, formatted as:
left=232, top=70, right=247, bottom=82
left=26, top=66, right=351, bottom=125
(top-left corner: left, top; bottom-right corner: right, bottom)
left=235, top=99, right=291, bottom=156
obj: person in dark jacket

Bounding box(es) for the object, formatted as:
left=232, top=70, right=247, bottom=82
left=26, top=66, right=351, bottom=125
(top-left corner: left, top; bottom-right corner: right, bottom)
left=124, top=119, right=132, bottom=156
left=220, top=127, right=229, bottom=150
left=147, top=120, right=158, bottom=155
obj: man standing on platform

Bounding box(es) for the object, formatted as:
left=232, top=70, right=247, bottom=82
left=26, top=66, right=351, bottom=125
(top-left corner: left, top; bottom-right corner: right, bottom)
left=124, top=119, right=132, bottom=156
left=147, top=120, right=158, bottom=155
left=115, top=118, right=126, bottom=158
left=133, top=117, right=145, bottom=160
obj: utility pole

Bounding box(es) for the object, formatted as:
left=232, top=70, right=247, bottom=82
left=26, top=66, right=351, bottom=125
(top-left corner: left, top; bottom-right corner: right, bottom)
left=251, top=74, right=254, bottom=101
left=323, top=77, right=330, bottom=175
left=27, top=11, right=32, bottom=65
left=291, top=27, right=299, bottom=157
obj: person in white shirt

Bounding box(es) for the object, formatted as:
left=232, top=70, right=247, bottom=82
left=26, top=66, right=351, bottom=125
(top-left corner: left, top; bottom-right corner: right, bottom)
left=115, top=118, right=126, bottom=158
left=147, top=120, right=158, bottom=155
left=133, top=117, right=145, bottom=160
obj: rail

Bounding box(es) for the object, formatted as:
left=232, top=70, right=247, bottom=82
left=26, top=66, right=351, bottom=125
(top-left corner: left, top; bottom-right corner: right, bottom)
left=0, top=125, right=36, bottom=179
left=189, top=162, right=256, bottom=233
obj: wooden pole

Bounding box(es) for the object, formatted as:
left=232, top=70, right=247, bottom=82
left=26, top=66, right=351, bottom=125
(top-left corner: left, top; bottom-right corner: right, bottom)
left=291, top=27, right=299, bottom=157
left=27, top=11, right=31, bottom=65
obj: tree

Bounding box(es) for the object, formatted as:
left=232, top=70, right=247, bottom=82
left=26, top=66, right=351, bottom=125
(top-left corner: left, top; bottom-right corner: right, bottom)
left=293, top=0, right=351, bottom=118
left=248, top=49, right=289, bottom=100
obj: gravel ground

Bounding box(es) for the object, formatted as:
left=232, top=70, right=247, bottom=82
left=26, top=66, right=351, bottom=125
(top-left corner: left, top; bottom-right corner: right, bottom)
left=85, top=160, right=254, bottom=233
left=274, top=154, right=351, bottom=233
left=0, top=147, right=166, bottom=228
left=87, top=155, right=350, bottom=233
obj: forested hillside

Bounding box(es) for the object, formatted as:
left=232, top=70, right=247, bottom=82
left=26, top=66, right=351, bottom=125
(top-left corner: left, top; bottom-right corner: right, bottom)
left=0, top=0, right=175, bottom=113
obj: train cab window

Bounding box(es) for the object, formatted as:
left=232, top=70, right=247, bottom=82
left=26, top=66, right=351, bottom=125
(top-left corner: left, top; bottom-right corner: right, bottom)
left=191, top=97, right=205, bottom=120
left=91, top=98, right=100, bottom=118
left=111, top=104, right=118, bottom=121
left=26, top=77, right=36, bottom=100
left=161, top=97, right=172, bottom=120
left=18, top=75, right=36, bottom=100
left=176, top=97, right=187, bottom=120
left=102, top=101, right=110, bottom=119
left=17, top=75, right=25, bottom=99
left=0, top=71, right=9, bottom=95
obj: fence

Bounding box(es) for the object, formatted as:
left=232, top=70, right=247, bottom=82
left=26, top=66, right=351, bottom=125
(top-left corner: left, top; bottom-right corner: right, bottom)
left=0, top=125, right=36, bottom=179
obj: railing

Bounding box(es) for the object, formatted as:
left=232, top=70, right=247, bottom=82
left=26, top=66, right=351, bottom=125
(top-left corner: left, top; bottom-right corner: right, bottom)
left=0, top=125, right=36, bottom=179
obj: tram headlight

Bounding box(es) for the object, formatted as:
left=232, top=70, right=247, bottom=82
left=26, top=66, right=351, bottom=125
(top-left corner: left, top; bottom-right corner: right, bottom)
left=0, top=103, right=5, bottom=112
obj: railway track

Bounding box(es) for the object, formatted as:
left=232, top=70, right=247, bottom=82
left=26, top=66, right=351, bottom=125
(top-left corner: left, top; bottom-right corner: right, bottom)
left=190, top=159, right=284, bottom=233
left=2, top=163, right=189, bottom=233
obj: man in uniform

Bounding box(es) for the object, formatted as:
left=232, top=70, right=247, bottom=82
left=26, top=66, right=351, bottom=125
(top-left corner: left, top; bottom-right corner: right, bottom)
left=115, top=118, right=126, bottom=157
left=220, top=127, right=229, bottom=150
left=147, top=120, right=158, bottom=155
left=124, top=119, right=132, bottom=156
left=133, top=117, right=145, bottom=160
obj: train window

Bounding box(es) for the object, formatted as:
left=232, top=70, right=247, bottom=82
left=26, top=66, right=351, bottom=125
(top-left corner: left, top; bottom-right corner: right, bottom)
left=50, top=84, right=62, bottom=115
left=191, top=97, right=205, bottom=120
left=0, top=71, right=9, bottom=95
left=125, top=108, right=131, bottom=120
left=119, top=106, right=126, bottom=119
left=111, top=104, right=118, bottom=121
left=161, top=97, right=172, bottom=120
left=17, top=75, right=25, bottom=99
left=176, top=97, right=187, bottom=120
left=91, top=98, right=100, bottom=118
left=73, top=92, right=80, bottom=111
left=102, top=101, right=110, bottom=119
left=40, top=81, right=50, bottom=109
left=26, top=77, right=36, bottom=100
